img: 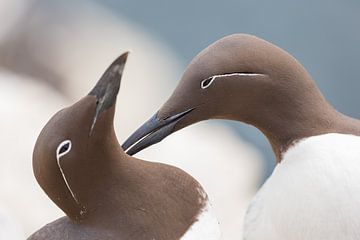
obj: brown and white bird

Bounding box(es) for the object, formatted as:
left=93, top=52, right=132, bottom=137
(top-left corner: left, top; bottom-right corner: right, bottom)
left=29, top=53, right=220, bottom=240
left=123, top=34, right=360, bottom=240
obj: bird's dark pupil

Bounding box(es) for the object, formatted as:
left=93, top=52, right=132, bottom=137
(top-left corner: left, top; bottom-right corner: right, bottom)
left=202, top=78, right=212, bottom=87
left=60, top=143, right=69, bottom=154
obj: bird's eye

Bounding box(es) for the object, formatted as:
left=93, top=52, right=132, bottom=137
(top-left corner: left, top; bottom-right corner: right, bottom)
left=201, top=77, right=215, bottom=89
left=56, top=140, right=72, bottom=159
left=59, top=144, right=69, bottom=154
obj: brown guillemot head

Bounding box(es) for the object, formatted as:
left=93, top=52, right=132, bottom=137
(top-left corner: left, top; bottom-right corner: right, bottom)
left=32, top=52, right=213, bottom=239
left=122, top=34, right=354, bottom=160
left=32, top=52, right=129, bottom=220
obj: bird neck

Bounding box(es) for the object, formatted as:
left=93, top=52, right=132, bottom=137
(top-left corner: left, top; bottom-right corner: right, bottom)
left=72, top=156, right=206, bottom=239
left=59, top=129, right=126, bottom=221
left=256, top=103, right=338, bottom=162
left=241, top=79, right=359, bottom=162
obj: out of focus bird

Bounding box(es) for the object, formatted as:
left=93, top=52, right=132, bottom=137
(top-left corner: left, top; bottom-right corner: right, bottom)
left=123, top=34, right=360, bottom=240
left=0, top=205, right=24, bottom=240
left=0, top=70, right=66, bottom=236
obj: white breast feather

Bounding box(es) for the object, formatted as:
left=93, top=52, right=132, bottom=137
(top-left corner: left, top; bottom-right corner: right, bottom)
left=244, top=133, right=360, bottom=240
left=181, top=200, right=221, bottom=240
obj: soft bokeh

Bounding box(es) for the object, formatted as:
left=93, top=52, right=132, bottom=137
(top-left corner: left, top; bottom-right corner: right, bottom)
left=0, top=0, right=358, bottom=239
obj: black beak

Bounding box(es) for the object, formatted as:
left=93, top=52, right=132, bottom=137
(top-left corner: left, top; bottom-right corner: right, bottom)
left=122, top=108, right=194, bottom=155
left=89, top=52, right=129, bottom=134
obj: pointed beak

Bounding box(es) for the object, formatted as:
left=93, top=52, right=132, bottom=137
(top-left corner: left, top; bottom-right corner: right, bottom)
left=122, top=108, right=194, bottom=155
left=89, top=52, right=129, bottom=135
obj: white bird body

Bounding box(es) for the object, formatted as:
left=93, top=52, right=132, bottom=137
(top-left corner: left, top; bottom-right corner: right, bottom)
left=181, top=202, right=221, bottom=240
left=244, top=133, right=360, bottom=240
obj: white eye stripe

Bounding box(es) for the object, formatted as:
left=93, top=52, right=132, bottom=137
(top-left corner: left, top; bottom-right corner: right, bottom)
left=55, top=139, right=80, bottom=205
left=200, top=73, right=265, bottom=89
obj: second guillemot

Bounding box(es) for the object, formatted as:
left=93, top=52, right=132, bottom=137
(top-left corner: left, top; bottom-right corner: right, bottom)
left=28, top=52, right=220, bottom=240
left=123, top=34, right=360, bottom=239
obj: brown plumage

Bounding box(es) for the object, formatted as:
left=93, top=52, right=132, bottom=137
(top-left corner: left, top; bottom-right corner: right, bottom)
left=29, top=53, right=207, bottom=240
left=122, top=34, right=360, bottom=161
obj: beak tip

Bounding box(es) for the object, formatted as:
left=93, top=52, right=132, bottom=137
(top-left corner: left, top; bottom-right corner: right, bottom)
left=121, top=51, right=130, bottom=61
left=88, top=52, right=130, bottom=132
left=112, top=51, right=130, bottom=68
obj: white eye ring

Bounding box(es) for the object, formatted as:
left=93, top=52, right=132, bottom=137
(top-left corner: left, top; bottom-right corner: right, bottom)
left=56, top=140, right=72, bottom=160
left=201, top=76, right=215, bottom=89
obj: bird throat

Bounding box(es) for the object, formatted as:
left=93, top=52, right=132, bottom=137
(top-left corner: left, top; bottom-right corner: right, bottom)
left=56, top=155, right=87, bottom=218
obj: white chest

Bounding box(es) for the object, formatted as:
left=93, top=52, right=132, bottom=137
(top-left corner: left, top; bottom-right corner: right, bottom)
left=244, top=133, right=360, bottom=240
left=181, top=201, right=221, bottom=240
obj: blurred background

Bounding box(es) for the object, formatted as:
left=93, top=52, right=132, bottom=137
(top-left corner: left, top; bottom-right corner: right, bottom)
left=0, top=0, right=359, bottom=239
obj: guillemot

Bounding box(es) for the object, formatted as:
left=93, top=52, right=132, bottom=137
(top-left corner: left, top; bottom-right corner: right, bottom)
left=122, top=34, right=360, bottom=239
left=28, top=52, right=220, bottom=240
